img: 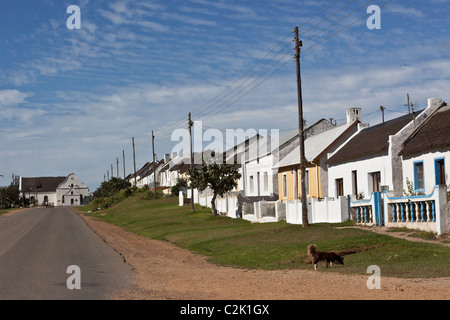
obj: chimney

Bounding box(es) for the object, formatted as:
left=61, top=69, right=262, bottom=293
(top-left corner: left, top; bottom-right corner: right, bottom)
left=347, top=107, right=362, bottom=124
left=164, top=153, right=170, bottom=163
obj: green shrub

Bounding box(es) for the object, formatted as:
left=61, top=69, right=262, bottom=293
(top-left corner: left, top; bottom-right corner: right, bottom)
left=171, top=177, right=188, bottom=196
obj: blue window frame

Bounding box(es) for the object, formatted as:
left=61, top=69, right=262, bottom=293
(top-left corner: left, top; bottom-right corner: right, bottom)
left=413, top=161, right=424, bottom=192
left=434, top=157, right=446, bottom=185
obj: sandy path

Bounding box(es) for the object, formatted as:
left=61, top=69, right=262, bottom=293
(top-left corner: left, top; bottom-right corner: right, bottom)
left=76, top=213, right=450, bottom=300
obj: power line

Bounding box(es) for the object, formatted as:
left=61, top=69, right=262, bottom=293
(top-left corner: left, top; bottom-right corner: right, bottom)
left=154, top=35, right=294, bottom=138
left=303, top=0, right=393, bottom=54
left=103, top=0, right=395, bottom=177
left=186, top=0, right=393, bottom=127
left=154, top=2, right=356, bottom=138
left=155, top=1, right=347, bottom=138
left=301, top=0, right=360, bottom=36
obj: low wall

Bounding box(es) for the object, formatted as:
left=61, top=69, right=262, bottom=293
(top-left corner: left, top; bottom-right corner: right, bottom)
left=383, top=185, right=449, bottom=235
left=196, top=190, right=350, bottom=225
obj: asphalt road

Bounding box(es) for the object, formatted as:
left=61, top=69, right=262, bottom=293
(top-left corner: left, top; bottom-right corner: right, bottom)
left=0, top=207, right=134, bottom=300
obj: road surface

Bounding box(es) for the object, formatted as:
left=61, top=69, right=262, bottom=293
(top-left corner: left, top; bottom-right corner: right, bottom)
left=0, top=207, right=134, bottom=300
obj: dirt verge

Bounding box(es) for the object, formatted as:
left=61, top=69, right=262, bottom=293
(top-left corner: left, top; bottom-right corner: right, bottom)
left=77, top=213, right=450, bottom=300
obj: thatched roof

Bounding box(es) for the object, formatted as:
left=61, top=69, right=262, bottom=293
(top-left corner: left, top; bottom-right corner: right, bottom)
left=327, top=112, right=420, bottom=165
left=399, top=104, right=450, bottom=157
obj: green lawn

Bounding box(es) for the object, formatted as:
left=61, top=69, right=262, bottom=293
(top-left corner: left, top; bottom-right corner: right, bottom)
left=79, top=195, right=450, bottom=278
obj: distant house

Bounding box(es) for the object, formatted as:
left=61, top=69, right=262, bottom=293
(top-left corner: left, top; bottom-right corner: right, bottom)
left=275, top=108, right=361, bottom=201
left=127, top=159, right=166, bottom=189
left=129, top=161, right=153, bottom=188
left=159, top=152, right=206, bottom=189
left=399, top=101, right=449, bottom=195
left=327, top=98, right=446, bottom=199
left=234, top=119, right=337, bottom=200
left=19, top=173, right=90, bottom=207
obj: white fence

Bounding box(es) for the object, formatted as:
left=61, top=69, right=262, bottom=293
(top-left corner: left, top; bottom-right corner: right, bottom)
left=242, top=200, right=286, bottom=223
left=350, top=192, right=383, bottom=227
left=383, top=185, right=449, bottom=235
left=285, top=197, right=348, bottom=225
left=194, top=190, right=348, bottom=225
left=191, top=186, right=449, bottom=233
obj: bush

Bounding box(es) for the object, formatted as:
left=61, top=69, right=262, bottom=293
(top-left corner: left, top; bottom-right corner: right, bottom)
left=91, top=179, right=134, bottom=210
left=140, top=189, right=162, bottom=200
left=171, top=177, right=188, bottom=196
left=94, top=177, right=132, bottom=198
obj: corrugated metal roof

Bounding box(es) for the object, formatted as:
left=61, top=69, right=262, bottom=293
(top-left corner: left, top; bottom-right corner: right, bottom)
left=274, top=122, right=356, bottom=168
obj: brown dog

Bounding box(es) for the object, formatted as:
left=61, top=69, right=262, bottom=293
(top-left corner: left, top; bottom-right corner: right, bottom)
left=307, top=244, right=344, bottom=270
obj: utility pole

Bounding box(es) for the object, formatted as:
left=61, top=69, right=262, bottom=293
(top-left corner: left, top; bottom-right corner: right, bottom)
left=152, top=130, right=157, bottom=197
left=294, top=26, right=309, bottom=228
left=132, top=137, right=137, bottom=187
left=188, top=113, right=194, bottom=212
left=111, top=164, right=114, bottom=178
left=380, top=106, right=386, bottom=123
left=405, top=93, right=411, bottom=114
left=116, top=158, right=119, bottom=178
left=0, top=174, right=4, bottom=209
left=123, top=150, right=126, bottom=179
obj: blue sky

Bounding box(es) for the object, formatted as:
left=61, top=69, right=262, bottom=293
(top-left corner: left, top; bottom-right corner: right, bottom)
left=0, top=0, right=449, bottom=191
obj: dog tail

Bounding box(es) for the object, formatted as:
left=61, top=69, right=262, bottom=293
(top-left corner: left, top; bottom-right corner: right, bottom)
left=307, top=244, right=317, bottom=257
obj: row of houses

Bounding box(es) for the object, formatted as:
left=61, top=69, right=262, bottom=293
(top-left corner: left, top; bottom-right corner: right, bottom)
left=128, top=98, right=450, bottom=234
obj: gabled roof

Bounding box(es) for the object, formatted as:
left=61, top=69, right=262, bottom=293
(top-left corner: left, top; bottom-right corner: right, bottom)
left=399, top=104, right=450, bottom=157
left=327, top=111, right=422, bottom=166
left=168, top=151, right=209, bottom=173
left=140, top=159, right=165, bottom=179
left=274, top=121, right=358, bottom=168
left=21, top=176, right=67, bottom=193
left=278, top=118, right=335, bottom=149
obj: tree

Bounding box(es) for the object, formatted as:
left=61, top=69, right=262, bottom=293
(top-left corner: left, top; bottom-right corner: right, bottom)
left=187, top=152, right=241, bottom=215
left=93, top=177, right=131, bottom=198
left=0, top=184, right=20, bottom=208
left=0, top=174, right=20, bottom=208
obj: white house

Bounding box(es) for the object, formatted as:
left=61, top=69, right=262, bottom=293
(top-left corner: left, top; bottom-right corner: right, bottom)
left=20, top=173, right=90, bottom=207
left=241, top=134, right=278, bottom=197
left=399, top=101, right=449, bottom=195
left=274, top=110, right=361, bottom=200
left=327, top=98, right=446, bottom=199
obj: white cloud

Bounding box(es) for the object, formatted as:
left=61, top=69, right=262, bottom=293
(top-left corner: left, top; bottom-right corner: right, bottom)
left=386, top=4, right=424, bottom=18
left=0, top=89, right=29, bottom=106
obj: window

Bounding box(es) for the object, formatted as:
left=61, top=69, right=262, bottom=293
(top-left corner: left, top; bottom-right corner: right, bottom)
left=257, top=172, right=260, bottom=196
left=435, top=158, right=446, bottom=185
left=282, top=174, right=287, bottom=198
left=414, top=161, right=424, bottom=191
left=352, top=170, right=358, bottom=195
left=249, top=175, right=254, bottom=194
left=305, top=170, right=310, bottom=196
left=336, top=178, right=344, bottom=197
left=369, top=172, right=381, bottom=193
left=263, top=172, right=269, bottom=193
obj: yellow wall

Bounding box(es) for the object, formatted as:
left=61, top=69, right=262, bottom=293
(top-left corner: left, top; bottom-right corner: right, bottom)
left=278, top=164, right=321, bottom=201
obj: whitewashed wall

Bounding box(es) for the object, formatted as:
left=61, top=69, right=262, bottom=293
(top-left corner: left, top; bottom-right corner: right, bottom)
left=402, top=149, right=450, bottom=195
left=245, top=155, right=274, bottom=197
left=327, top=154, right=392, bottom=199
